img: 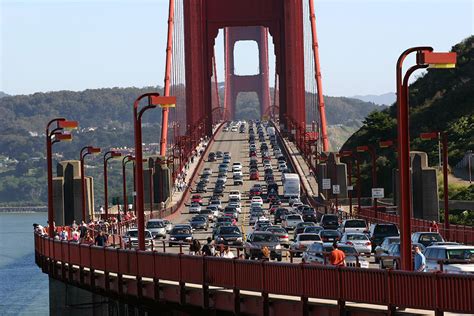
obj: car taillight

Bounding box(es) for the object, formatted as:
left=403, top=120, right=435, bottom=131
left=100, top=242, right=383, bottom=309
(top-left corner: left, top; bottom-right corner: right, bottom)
left=281, top=235, right=288, bottom=239
left=346, top=241, right=353, bottom=245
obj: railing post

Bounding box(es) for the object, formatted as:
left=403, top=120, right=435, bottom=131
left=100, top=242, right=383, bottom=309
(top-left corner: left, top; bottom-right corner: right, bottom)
left=117, top=248, right=124, bottom=296
left=386, top=268, right=396, bottom=315
left=337, top=266, right=345, bottom=315
left=434, top=271, right=443, bottom=316
left=89, top=244, right=95, bottom=289
left=233, top=258, right=240, bottom=314
left=300, top=262, right=308, bottom=316
left=202, top=256, right=209, bottom=309
left=261, top=260, right=269, bottom=316
left=104, top=247, right=110, bottom=292
left=178, top=253, right=185, bottom=305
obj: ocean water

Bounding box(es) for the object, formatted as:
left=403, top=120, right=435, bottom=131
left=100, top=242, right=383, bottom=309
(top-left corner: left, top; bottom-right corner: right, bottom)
left=0, top=213, right=49, bottom=315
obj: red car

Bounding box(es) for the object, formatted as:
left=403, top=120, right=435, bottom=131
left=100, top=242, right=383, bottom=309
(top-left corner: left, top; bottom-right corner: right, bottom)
left=250, top=170, right=259, bottom=180
left=249, top=187, right=262, bottom=196
left=191, top=194, right=203, bottom=205
left=249, top=151, right=257, bottom=157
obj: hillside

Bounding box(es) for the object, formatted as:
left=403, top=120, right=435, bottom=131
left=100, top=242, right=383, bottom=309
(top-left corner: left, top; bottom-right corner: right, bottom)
left=351, top=92, right=396, bottom=106
left=342, top=36, right=474, bottom=198
left=0, top=92, right=9, bottom=98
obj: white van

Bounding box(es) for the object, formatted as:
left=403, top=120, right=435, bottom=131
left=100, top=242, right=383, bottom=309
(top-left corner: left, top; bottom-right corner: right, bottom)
left=283, top=173, right=300, bottom=198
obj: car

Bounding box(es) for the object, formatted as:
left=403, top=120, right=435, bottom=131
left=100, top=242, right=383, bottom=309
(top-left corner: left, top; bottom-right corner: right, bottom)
left=189, top=215, right=209, bottom=230
left=223, top=206, right=239, bottom=220
left=265, top=226, right=290, bottom=247
left=217, top=174, right=227, bottom=183
left=293, top=222, right=317, bottom=240
left=320, top=214, right=339, bottom=230
left=250, top=170, right=260, bottom=180
left=288, top=196, right=301, bottom=206
left=254, top=219, right=272, bottom=231
left=411, top=232, right=445, bottom=248
left=206, top=205, right=220, bottom=218
left=231, top=126, right=238, bottom=132
left=424, top=245, right=474, bottom=274
left=223, top=157, right=231, bottom=164
left=282, top=214, right=304, bottom=231
left=213, top=185, right=225, bottom=196
left=215, top=226, right=243, bottom=246
left=339, top=233, right=372, bottom=256
left=374, top=236, right=400, bottom=263
left=251, top=196, right=263, bottom=206
left=203, top=168, right=213, bottom=176
left=208, top=199, right=223, bottom=210
left=249, top=210, right=266, bottom=225
left=249, top=186, right=262, bottom=196
left=216, top=151, right=223, bottom=158
left=233, top=175, right=244, bottom=186
left=124, top=229, right=153, bottom=249
left=146, top=219, right=167, bottom=239
left=223, top=127, right=230, bottom=132
left=368, top=223, right=399, bottom=252
left=339, top=219, right=368, bottom=234
left=191, top=194, right=203, bottom=205
left=232, top=162, right=243, bottom=172
left=169, top=227, right=193, bottom=246
left=302, top=243, right=369, bottom=268
left=223, top=151, right=231, bottom=159
left=229, top=190, right=241, bottom=201
left=200, top=174, right=210, bottom=183
left=162, top=219, right=173, bottom=233
left=200, top=208, right=215, bottom=222
left=244, top=232, right=283, bottom=261
left=303, top=226, right=324, bottom=235
left=208, top=152, right=216, bottom=161
left=212, top=222, right=233, bottom=240
left=218, top=163, right=228, bottom=173
left=301, top=207, right=318, bottom=222
left=196, top=183, right=207, bottom=193
left=188, top=202, right=201, bottom=214
left=319, top=229, right=342, bottom=247
left=233, top=170, right=243, bottom=178
left=379, top=242, right=425, bottom=270
left=274, top=208, right=290, bottom=224
left=290, top=233, right=322, bottom=256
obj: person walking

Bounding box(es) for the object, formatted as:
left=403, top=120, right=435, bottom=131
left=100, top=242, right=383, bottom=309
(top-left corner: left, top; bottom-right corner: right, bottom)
left=221, top=246, right=235, bottom=259
left=95, top=231, right=107, bottom=247
left=329, top=242, right=346, bottom=266
left=429, top=221, right=439, bottom=233
left=201, top=237, right=215, bottom=256
left=414, top=245, right=427, bottom=272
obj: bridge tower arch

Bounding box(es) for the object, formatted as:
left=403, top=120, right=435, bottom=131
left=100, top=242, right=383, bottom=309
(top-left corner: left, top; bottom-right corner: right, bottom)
left=184, top=0, right=306, bottom=135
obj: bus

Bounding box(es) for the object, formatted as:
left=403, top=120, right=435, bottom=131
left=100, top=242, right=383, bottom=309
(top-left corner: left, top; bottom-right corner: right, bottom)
left=282, top=173, right=300, bottom=198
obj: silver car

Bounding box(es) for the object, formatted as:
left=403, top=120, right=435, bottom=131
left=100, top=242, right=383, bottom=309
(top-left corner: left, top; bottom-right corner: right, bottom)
left=340, top=233, right=372, bottom=256
left=146, top=219, right=167, bottom=239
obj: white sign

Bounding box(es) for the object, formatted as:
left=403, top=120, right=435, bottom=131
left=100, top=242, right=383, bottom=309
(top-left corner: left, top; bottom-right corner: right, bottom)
left=332, top=185, right=340, bottom=194
left=372, top=188, right=385, bottom=199
left=132, top=191, right=137, bottom=196
left=322, top=178, right=331, bottom=190
left=347, top=185, right=354, bottom=191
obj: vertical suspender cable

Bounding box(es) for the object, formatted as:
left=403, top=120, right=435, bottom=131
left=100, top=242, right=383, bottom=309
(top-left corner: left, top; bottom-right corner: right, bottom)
left=309, top=0, right=329, bottom=152
left=160, top=0, right=176, bottom=156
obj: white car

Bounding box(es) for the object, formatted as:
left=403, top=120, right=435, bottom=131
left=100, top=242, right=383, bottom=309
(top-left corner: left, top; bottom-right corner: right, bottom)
left=233, top=170, right=243, bottom=178
left=278, top=162, right=287, bottom=171
left=288, top=196, right=301, bottom=206
left=290, top=233, right=322, bottom=254
left=123, top=229, right=153, bottom=249
left=282, top=214, right=303, bottom=230
left=229, top=190, right=241, bottom=201
left=292, top=202, right=304, bottom=211
left=340, top=233, right=372, bottom=255
left=263, top=163, right=272, bottom=170
left=302, top=243, right=369, bottom=268
left=424, top=245, right=474, bottom=274
left=188, top=202, right=201, bottom=214
left=232, top=162, right=243, bottom=172
left=231, top=127, right=238, bottom=132
left=209, top=200, right=223, bottom=210
left=251, top=196, right=263, bottom=206
left=217, top=174, right=227, bottom=183
left=339, top=219, right=368, bottom=234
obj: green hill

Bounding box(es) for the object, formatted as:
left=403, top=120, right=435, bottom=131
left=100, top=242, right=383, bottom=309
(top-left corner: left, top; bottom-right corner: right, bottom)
left=342, top=36, right=474, bottom=198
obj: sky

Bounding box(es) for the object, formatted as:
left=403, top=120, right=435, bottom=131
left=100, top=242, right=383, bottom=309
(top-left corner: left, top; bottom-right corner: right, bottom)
left=1, top=0, right=473, bottom=97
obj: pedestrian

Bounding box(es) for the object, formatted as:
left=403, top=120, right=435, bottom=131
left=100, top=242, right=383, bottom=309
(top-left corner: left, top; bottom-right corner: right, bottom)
left=161, top=201, right=165, bottom=210
left=221, top=246, right=235, bottom=259
left=71, top=230, right=80, bottom=242
left=83, top=231, right=94, bottom=244
left=329, top=242, right=346, bottom=266
left=60, top=229, right=68, bottom=241
left=413, top=245, right=427, bottom=272
left=201, top=237, right=214, bottom=256
left=189, top=239, right=201, bottom=255
left=261, top=246, right=270, bottom=261
left=95, top=231, right=108, bottom=247
left=429, top=221, right=439, bottom=233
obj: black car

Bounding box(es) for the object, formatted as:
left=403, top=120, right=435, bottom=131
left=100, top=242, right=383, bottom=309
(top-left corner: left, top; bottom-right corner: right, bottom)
left=369, top=223, right=399, bottom=252
left=320, top=229, right=341, bottom=244
left=216, top=151, right=223, bottom=158
left=320, top=214, right=339, bottom=230
left=208, top=152, right=216, bottom=162
left=169, top=227, right=193, bottom=246
left=274, top=208, right=290, bottom=224
left=215, top=226, right=243, bottom=246
left=189, top=215, right=209, bottom=230
left=302, top=207, right=317, bottom=222
left=196, top=183, right=207, bottom=193
left=244, top=232, right=282, bottom=261
left=293, top=222, right=317, bottom=240
left=213, top=185, right=225, bottom=196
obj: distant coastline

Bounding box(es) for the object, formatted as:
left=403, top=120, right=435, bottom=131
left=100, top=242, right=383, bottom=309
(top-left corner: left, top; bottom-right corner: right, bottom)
left=0, top=206, right=47, bottom=213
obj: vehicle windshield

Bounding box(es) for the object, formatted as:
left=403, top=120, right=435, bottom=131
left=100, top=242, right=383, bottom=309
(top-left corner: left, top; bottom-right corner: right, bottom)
left=171, top=228, right=191, bottom=235
left=219, top=226, right=241, bottom=234
left=374, top=225, right=398, bottom=235
left=339, top=246, right=358, bottom=255
left=320, top=230, right=340, bottom=237
left=267, top=227, right=286, bottom=234
left=252, top=234, right=278, bottom=242
left=218, top=217, right=232, bottom=223
left=323, top=215, right=338, bottom=221
left=147, top=221, right=164, bottom=228
left=126, top=231, right=139, bottom=237
left=299, top=234, right=321, bottom=241
left=346, top=234, right=368, bottom=241
left=304, top=227, right=323, bottom=233
left=191, top=216, right=206, bottom=222
left=419, top=234, right=443, bottom=243
left=345, top=220, right=366, bottom=228
left=287, top=215, right=301, bottom=220
left=447, top=248, right=474, bottom=260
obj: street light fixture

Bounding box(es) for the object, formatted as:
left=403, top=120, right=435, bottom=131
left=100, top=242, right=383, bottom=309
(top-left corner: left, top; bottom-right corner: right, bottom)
left=357, top=145, right=378, bottom=218
left=396, top=46, right=456, bottom=271
left=420, top=131, right=450, bottom=239
left=80, top=146, right=101, bottom=222
left=103, top=150, right=122, bottom=218
left=338, top=150, right=354, bottom=216
left=122, top=155, right=134, bottom=218
left=134, top=93, right=176, bottom=250
left=46, top=118, right=78, bottom=236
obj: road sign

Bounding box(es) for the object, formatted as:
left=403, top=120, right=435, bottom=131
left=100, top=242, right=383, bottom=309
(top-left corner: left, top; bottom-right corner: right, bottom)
left=372, top=188, right=385, bottom=199
left=347, top=185, right=354, bottom=191
left=322, top=178, right=331, bottom=190
left=332, top=185, right=340, bottom=194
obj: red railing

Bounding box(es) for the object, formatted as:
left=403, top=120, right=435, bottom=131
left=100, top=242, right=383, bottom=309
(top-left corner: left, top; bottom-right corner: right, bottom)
left=357, top=208, right=474, bottom=245
left=35, top=234, right=474, bottom=314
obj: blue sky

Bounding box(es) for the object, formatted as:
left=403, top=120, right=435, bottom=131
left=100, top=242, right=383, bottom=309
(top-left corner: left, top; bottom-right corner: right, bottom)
left=1, top=0, right=472, bottom=97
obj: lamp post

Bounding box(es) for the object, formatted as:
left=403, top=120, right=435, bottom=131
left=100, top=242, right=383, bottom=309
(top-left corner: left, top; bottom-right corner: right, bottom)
left=396, top=47, right=456, bottom=270
left=357, top=145, right=378, bottom=218
left=80, top=146, right=101, bottom=222
left=420, top=132, right=450, bottom=239
left=134, top=93, right=176, bottom=250
left=46, top=118, right=78, bottom=236
left=103, top=151, right=122, bottom=219
left=122, top=155, right=134, bottom=218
